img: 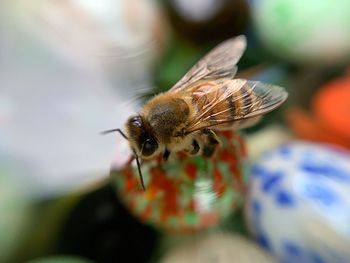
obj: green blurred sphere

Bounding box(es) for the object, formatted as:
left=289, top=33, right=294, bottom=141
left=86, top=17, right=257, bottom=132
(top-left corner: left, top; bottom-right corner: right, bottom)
left=252, top=0, right=350, bottom=65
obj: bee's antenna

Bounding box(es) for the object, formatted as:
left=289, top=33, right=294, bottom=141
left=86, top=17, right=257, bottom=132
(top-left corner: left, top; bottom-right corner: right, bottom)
left=132, top=150, right=146, bottom=191
left=101, top=128, right=128, bottom=140
left=101, top=128, right=145, bottom=190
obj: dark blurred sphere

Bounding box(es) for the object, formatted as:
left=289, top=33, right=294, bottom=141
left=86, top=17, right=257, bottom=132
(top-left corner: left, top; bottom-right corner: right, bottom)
left=56, top=183, right=159, bottom=263
left=164, top=0, right=250, bottom=43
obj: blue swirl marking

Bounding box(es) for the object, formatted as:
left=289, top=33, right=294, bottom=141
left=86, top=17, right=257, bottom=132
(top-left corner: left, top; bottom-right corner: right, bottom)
left=275, top=190, right=295, bottom=207
left=261, top=171, right=283, bottom=193
left=300, top=160, right=350, bottom=182
left=250, top=199, right=263, bottom=230
left=251, top=164, right=266, bottom=178
left=310, top=252, right=326, bottom=263
left=256, top=232, right=271, bottom=250
left=252, top=199, right=262, bottom=215
left=283, top=241, right=302, bottom=257
left=303, top=183, right=338, bottom=207
left=279, top=144, right=292, bottom=158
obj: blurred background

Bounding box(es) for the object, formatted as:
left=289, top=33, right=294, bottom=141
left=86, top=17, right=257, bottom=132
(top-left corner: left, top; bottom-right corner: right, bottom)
left=1, top=0, right=350, bottom=262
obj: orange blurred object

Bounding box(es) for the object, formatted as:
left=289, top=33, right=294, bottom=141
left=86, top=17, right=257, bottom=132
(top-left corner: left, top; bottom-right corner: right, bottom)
left=287, top=71, right=350, bottom=149
left=313, top=75, right=350, bottom=140
left=286, top=107, right=350, bottom=149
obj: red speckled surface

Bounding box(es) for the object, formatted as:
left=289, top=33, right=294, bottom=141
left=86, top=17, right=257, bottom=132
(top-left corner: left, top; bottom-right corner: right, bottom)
left=110, top=131, right=247, bottom=232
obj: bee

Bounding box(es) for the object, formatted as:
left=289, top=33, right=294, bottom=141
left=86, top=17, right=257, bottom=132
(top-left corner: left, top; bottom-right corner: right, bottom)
left=103, top=35, right=288, bottom=190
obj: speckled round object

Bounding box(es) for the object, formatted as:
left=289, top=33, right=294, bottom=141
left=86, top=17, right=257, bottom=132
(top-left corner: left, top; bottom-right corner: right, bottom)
left=111, top=131, right=246, bottom=232
left=161, top=232, right=276, bottom=263
left=251, top=0, right=350, bottom=65
left=245, top=141, right=350, bottom=263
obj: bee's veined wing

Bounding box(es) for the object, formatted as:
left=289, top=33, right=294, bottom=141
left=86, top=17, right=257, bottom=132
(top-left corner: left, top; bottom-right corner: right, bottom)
left=169, top=35, right=247, bottom=92
left=184, top=79, right=288, bottom=133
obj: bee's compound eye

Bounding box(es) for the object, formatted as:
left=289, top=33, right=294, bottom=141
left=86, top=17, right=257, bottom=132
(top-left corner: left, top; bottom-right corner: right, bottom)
left=142, top=138, right=158, bottom=157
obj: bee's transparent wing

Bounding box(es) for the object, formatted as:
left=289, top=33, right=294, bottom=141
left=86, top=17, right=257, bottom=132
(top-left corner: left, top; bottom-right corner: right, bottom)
left=185, top=79, right=288, bottom=133
left=170, top=35, right=247, bottom=92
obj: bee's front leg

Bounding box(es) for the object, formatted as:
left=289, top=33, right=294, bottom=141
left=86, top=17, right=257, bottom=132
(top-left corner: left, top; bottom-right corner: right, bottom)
left=163, top=148, right=171, bottom=161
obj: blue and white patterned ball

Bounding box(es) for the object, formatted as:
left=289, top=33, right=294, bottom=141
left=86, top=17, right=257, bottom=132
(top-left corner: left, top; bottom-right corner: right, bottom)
left=245, top=141, right=350, bottom=263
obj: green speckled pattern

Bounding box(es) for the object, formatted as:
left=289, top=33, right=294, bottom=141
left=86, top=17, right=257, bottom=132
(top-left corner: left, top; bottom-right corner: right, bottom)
left=111, top=131, right=247, bottom=232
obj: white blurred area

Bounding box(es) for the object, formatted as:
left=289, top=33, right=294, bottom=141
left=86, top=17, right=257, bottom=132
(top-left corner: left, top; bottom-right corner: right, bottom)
left=162, top=232, right=276, bottom=263
left=0, top=0, right=168, bottom=197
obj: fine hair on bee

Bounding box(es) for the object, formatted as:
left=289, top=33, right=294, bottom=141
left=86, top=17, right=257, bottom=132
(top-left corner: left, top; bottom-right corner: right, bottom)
left=102, top=35, right=288, bottom=191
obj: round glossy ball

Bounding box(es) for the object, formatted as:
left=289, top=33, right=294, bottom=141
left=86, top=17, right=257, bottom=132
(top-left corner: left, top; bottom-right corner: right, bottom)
left=111, top=131, right=247, bottom=232
left=252, top=0, right=350, bottom=65
left=245, top=141, right=350, bottom=262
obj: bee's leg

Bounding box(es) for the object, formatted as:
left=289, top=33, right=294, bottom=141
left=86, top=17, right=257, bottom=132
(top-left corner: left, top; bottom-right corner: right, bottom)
left=190, top=139, right=200, bottom=155
left=163, top=148, right=171, bottom=161
left=201, top=129, right=219, bottom=158
left=183, top=139, right=200, bottom=156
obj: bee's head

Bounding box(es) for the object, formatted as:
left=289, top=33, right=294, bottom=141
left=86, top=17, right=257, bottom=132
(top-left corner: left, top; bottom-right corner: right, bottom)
left=101, top=115, right=154, bottom=191
left=126, top=115, right=159, bottom=158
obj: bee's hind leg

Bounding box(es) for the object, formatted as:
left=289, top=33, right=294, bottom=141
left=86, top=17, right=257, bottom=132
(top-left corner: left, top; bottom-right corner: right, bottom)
left=182, top=139, right=200, bottom=157
left=201, top=129, right=220, bottom=158
left=186, top=130, right=219, bottom=158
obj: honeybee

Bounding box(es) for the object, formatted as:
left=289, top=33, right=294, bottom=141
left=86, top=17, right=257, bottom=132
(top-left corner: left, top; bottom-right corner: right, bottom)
left=103, top=35, right=288, bottom=190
